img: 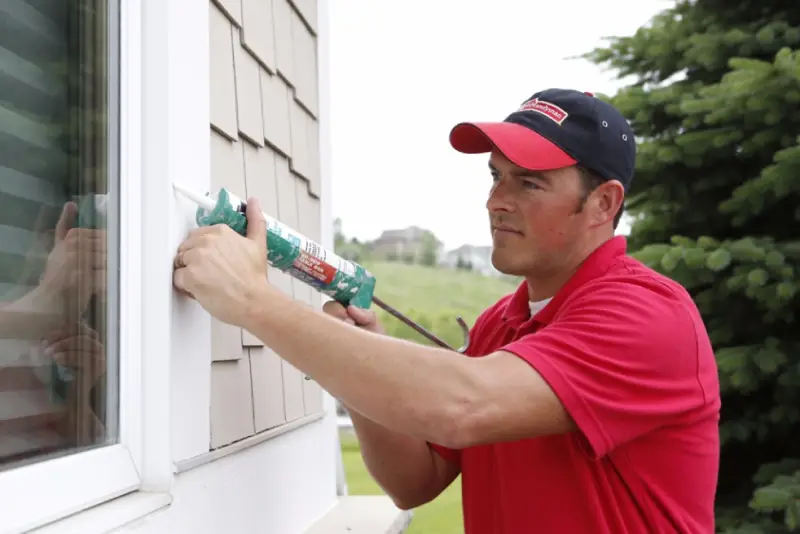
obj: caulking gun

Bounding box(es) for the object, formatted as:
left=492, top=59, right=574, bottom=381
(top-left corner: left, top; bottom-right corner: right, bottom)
left=173, top=184, right=470, bottom=353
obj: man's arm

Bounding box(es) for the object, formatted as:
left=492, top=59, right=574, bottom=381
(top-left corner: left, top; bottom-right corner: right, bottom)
left=174, top=202, right=704, bottom=461
left=172, top=209, right=573, bottom=449
left=324, top=302, right=459, bottom=509
left=242, top=287, right=575, bottom=449
left=347, top=407, right=460, bottom=509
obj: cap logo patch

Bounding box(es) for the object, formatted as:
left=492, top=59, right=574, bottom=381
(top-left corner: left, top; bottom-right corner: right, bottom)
left=518, top=98, right=568, bottom=125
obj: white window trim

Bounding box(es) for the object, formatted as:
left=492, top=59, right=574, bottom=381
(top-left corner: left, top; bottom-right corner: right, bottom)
left=0, top=1, right=178, bottom=532
left=316, top=0, right=350, bottom=499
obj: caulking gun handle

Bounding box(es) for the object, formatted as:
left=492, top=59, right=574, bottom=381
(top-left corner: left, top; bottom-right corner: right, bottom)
left=371, top=296, right=470, bottom=353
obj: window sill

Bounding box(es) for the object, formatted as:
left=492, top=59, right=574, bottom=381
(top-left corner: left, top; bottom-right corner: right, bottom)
left=1, top=444, right=141, bottom=534
left=174, top=412, right=326, bottom=473
left=304, top=496, right=414, bottom=534
left=29, top=491, right=172, bottom=534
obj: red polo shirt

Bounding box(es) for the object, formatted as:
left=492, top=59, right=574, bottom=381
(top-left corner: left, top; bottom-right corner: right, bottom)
left=430, top=236, right=720, bottom=533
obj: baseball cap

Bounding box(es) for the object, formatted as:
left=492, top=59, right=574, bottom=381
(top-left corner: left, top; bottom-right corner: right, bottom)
left=449, top=88, right=637, bottom=191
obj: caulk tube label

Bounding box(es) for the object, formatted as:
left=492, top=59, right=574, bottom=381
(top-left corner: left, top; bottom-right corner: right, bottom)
left=192, top=187, right=377, bottom=308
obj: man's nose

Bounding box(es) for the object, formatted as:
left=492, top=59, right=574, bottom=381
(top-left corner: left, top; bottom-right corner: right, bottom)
left=486, top=180, right=515, bottom=213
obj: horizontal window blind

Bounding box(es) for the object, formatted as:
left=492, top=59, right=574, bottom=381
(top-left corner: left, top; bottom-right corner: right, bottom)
left=0, top=0, right=112, bottom=470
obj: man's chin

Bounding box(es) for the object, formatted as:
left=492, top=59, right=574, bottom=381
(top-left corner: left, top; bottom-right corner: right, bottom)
left=490, top=254, right=527, bottom=277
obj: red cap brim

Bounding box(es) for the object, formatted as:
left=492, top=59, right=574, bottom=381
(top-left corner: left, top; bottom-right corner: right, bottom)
left=449, top=122, right=577, bottom=171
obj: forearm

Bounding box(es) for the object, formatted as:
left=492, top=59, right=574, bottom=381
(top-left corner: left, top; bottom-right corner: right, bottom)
left=0, top=285, right=65, bottom=338
left=244, top=287, right=476, bottom=447
left=346, top=407, right=451, bottom=508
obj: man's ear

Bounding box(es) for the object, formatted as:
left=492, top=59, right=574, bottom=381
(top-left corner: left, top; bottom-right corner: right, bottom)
left=591, top=180, right=625, bottom=227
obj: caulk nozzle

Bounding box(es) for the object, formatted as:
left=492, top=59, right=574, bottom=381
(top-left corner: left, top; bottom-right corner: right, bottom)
left=173, top=183, right=217, bottom=211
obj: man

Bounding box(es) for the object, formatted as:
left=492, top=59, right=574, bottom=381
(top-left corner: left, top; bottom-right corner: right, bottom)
left=173, top=88, right=721, bottom=533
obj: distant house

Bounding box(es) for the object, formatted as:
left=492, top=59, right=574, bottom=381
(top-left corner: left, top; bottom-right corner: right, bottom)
left=440, top=244, right=501, bottom=276
left=369, top=226, right=445, bottom=263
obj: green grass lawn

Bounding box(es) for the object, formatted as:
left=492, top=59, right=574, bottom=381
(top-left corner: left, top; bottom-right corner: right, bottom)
left=363, top=260, right=519, bottom=321
left=340, top=431, right=464, bottom=534
left=361, top=261, right=519, bottom=348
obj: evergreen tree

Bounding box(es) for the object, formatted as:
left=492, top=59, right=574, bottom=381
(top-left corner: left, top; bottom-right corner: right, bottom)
left=584, top=1, right=800, bottom=531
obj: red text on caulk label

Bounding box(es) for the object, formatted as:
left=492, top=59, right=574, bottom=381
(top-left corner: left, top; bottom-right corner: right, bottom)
left=293, top=250, right=337, bottom=285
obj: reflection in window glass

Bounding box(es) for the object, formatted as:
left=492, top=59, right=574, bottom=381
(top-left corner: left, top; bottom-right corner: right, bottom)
left=0, top=0, right=118, bottom=471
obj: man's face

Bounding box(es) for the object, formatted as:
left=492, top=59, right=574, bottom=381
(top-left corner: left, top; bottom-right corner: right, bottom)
left=486, top=151, right=596, bottom=277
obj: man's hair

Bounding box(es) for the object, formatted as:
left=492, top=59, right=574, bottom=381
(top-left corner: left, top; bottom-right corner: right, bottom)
left=575, top=165, right=625, bottom=230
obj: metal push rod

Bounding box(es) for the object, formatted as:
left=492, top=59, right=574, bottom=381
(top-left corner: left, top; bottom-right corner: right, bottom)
left=371, top=295, right=470, bottom=354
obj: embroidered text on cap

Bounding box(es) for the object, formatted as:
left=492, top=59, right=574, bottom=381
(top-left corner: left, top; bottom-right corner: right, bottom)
left=518, top=98, right=569, bottom=125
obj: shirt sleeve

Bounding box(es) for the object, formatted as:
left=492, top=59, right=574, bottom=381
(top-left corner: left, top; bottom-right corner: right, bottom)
left=428, top=442, right=461, bottom=464
left=502, top=277, right=707, bottom=459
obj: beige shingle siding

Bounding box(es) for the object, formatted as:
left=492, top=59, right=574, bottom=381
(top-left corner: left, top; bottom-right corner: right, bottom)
left=208, top=0, right=325, bottom=449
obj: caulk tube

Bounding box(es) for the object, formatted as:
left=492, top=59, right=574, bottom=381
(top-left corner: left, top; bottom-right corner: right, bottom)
left=173, top=184, right=377, bottom=309
left=75, top=193, right=109, bottom=230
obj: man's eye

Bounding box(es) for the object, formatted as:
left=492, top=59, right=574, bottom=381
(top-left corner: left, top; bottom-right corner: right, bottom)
left=523, top=181, right=540, bottom=189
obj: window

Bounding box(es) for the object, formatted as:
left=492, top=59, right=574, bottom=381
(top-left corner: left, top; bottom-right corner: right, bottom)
left=0, top=0, right=118, bottom=471
left=0, top=1, right=142, bottom=531
left=0, top=0, right=327, bottom=528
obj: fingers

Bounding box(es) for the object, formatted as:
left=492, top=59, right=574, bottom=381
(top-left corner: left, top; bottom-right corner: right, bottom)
left=347, top=305, right=378, bottom=327
left=59, top=229, right=107, bottom=277
left=322, top=300, right=355, bottom=325
left=172, top=266, right=192, bottom=297
left=177, top=228, right=215, bottom=255
left=245, top=197, right=267, bottom=254
left=173, top=249, right=187, bottom=269
left=172, top=276, right=195, bottom=300
left=62, top=229, right=106, bottom=250
left=176, top=214, right=262, bottom=258
left=50, top=347, right=106, bottom=380
left=173, top=257, right=198, bottom=296
left=172, top=246, right=207, bottom=297
left=55, top=202, right=78, bottom=242
left=47, top=333, right=102, bottom=356
left=322, top=300, right=348, bottom=319
left=322, top=300, right=381, bottom=330
left=46, top=322, right=99, bottom=345
left=175, top=225, right=236, bottom=258
left=172, top=267, right=196, bottom=299
left=44, top=324, right=105, bottom=376
left=172, top=230, right=224, bottom=295
left=65, top=232, right=107, bottom=279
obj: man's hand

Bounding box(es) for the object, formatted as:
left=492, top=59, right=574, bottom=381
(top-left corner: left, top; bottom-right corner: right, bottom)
left=39, top=201, right=107, bottom=316
left=44, top=322, right=107, bottom=385
left=322, top=301, right=385, bottom=335
left=172, top=197, right=270, bottom=327
left=45, top=322, right=107, bottom=445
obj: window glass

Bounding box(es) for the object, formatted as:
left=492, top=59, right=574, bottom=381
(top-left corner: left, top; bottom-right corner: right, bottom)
left=0, top=0, right=118, bottom=471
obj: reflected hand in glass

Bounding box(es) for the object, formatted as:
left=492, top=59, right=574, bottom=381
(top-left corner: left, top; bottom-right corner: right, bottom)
left=44, top=322, right=107, bottom=447
left=0, top=199, right=111, bottom=471
left=39, top=201, right=108, bottom=319
left=0, top=0, right=117, bottom=475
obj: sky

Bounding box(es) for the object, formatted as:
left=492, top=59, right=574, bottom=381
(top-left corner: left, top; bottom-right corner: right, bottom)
left=327, top=0, right=673, bottom=250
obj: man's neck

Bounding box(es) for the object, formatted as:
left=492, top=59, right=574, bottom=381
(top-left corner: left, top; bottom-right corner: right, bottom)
left=525, top=233, right=613, bottom=302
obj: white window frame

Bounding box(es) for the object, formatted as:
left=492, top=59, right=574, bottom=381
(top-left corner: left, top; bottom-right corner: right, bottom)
left=0, top=1, right=180, bottom=531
